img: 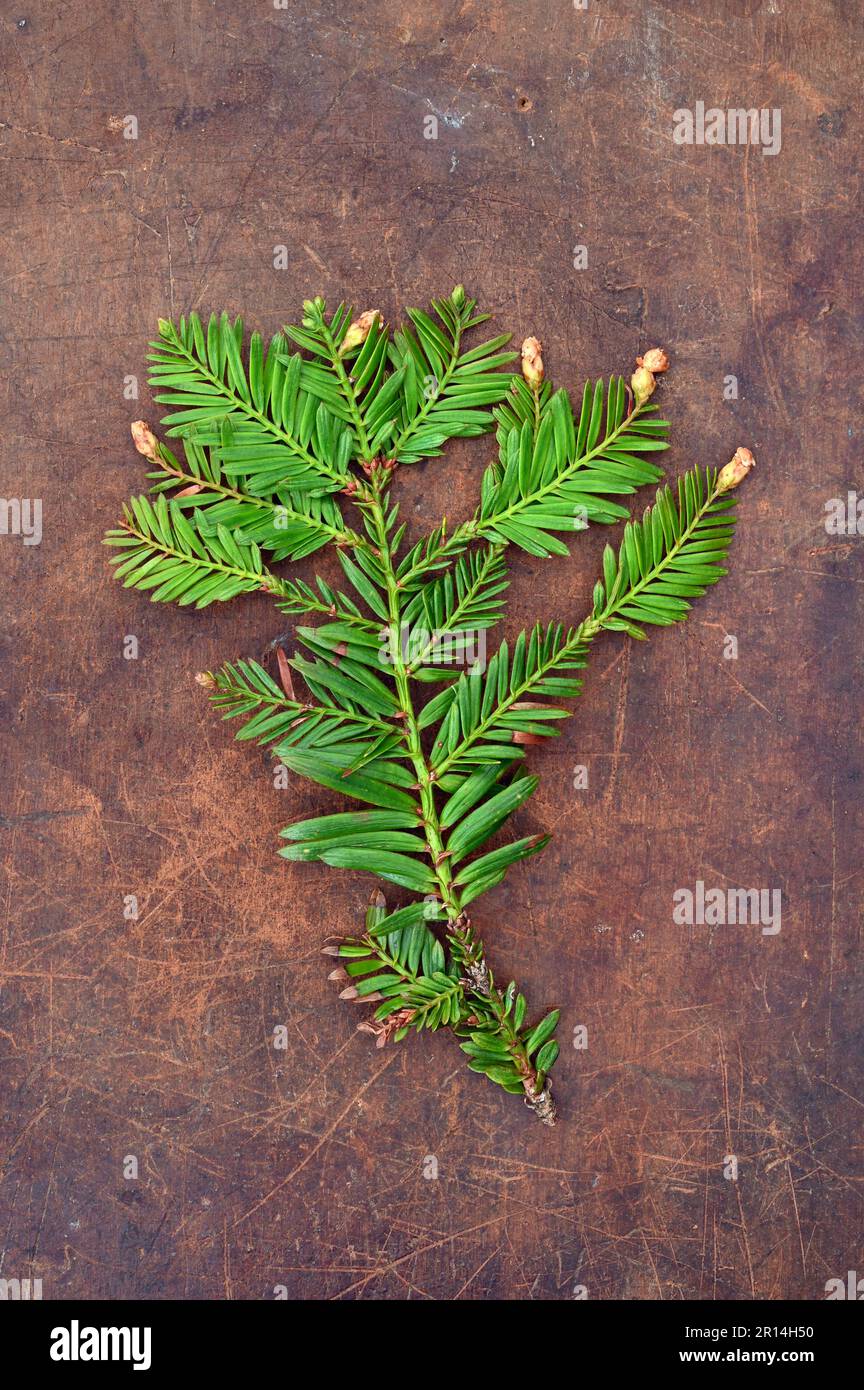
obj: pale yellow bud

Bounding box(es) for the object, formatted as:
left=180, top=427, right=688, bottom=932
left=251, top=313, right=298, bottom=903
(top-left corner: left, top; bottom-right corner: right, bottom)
left=521, top=336, right=544, bottom=389
left=195, top=671, right=217, bottom=689
left=716, top=447, right=756, bottom=494
left=636, top=347, right=669, bottom=374
left=338, top=310, right=379, bottom=356
left=630, top=366, right=656, bottom=405
left=130, top=420, right=159, bottom=460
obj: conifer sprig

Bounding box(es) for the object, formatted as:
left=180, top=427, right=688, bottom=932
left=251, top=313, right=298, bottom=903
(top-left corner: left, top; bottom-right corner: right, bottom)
left=106, top=291, right=754, bottom=1125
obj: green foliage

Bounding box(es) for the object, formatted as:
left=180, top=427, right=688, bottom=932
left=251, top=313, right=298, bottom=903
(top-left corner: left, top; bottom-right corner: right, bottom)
left=148, top=312, right=353, bottom=492
left=104, top=493, right=277, bottom=607
left=222, top=287, right=519, bottom=468
left=273, top=573, right=379, bottom=630
left=425, top=622, right=588, bottom=776
left=387, top=290, right=518, bottom=463
left=106, top=289, right=747, bottom=1124
left=335, top=895, right=464, bottom=1038
left=400, top=544, right=508, bottom=672
left=279, top=745, right=418, bottom=812
left=145, top=433, right=357, bottom=562
left=590, top=466, right=738, bottom=638
left=458, top=1005, right=561, bottom=1094
left=473, top=384, right=668, bottom=557
left=207, top=659, right=402, bottom=761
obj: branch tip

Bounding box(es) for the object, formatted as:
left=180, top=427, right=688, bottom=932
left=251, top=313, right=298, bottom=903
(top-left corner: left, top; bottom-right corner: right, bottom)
left=520, top=336, right=544, bottom=389
left=717, top=446, right=756, bottom=493
left=130, top=420, right=159, bottom=460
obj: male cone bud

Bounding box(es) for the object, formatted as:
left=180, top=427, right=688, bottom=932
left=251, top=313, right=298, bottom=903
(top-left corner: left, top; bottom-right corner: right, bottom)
left=630, top=366, right=656, bottom=405
left=717, top=447, right=756, bottom=493
left=130, top=420, right=159, bottom=460
left=339, top=310, right=379, bottom=356
left=636, top=347, right=669, bottom=374
left=521, top=336, right=544, bottom=389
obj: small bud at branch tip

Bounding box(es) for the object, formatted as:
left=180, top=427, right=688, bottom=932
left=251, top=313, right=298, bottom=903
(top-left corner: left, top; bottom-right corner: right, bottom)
left=339, top=310, right=380, bottom=356
left=521, top=336, right=544, bottom=389
left=130, top=420, right=159, bottom=460
left=716, top=447, right=756, bottom=494
left=636, top=347, right=669, bottom=374
left=630, top=366, right=656, bottom=405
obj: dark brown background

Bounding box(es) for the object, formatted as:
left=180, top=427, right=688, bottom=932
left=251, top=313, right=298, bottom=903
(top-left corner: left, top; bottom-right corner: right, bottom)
left=1, top=0, right=861, bottom=1301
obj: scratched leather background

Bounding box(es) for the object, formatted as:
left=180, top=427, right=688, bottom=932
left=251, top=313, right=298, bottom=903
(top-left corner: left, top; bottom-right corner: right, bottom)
left=1, top=0, right=861, bottom=1300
